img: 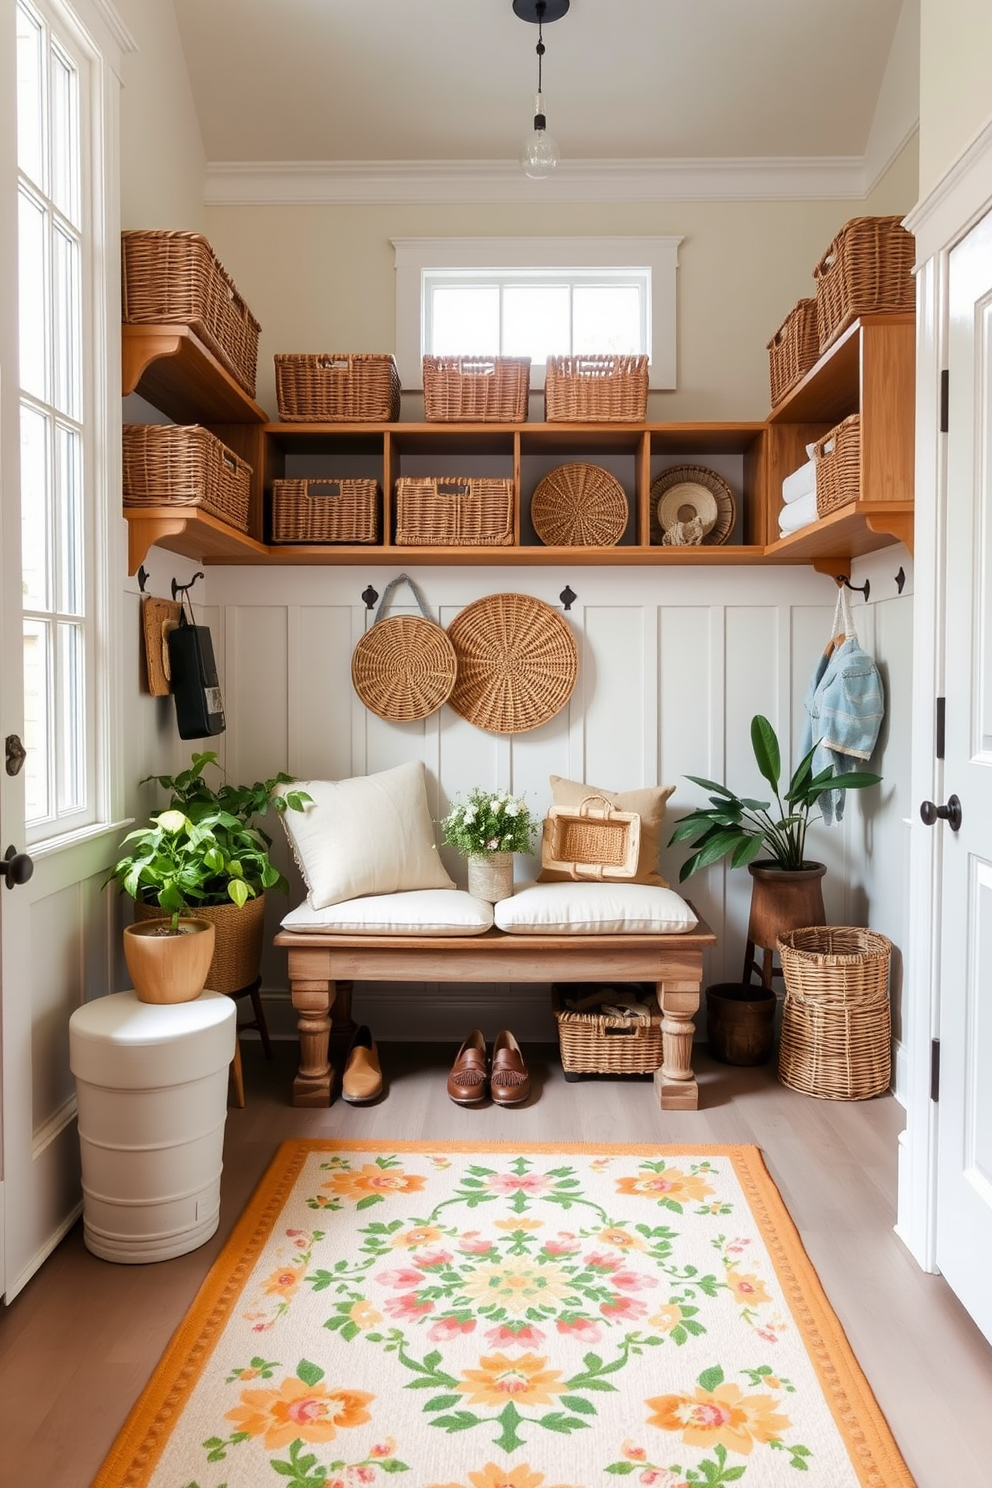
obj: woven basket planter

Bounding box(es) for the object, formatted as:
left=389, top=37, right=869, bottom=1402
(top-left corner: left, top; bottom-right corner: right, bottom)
left=813, top=414, right=861, bottom=517
left=271, top=478, right=379, bottom=544
left=767, top=297, right=819, bottom=408
left=544, top=354, right=649, bottom=422
left=813, top=216, right=916, bottom=354
left=122, top=230, right=261, bottom=397
left=423, top=356, right=530, bottom=422
left=777, top=926, right=892, bottom=1100
left=552, top=985, right=663, bottom=1076
left=122, top=424, right=251, bottom=532
left=274, top=353, right=400, bottom=422
left=394, top=476, right=514, bottom=546
left=531, top=463, right=628, bottom=547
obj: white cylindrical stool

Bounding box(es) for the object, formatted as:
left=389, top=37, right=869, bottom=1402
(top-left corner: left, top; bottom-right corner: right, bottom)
left=69, top=989, right=236, bottom=1263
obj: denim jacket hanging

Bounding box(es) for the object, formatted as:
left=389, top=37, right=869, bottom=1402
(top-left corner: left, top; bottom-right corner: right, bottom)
left=799, top=599, right=884, bottom=823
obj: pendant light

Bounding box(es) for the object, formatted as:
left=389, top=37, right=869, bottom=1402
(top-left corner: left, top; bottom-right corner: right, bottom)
left=513, top=0, right=569, bottom=179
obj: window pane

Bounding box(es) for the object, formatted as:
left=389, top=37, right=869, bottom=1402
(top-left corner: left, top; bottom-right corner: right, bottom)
left=503, top=284, right=570, bottom=361
left=16, top=2, right=44, bottom=186
left=431, top=285, right=500, bottom=357
left=23, top=619, right=51, bottom=824
left=18, top=188, right=47, bottom=401
left=50, top=44, right=79, bottom=226
left=52, top=225, right=80, bottom=418
left=20, top=404, right=50, bottom=610
left=56, top=423, right=82, bottom=615
left=58, top=622, right=84, bottom=811
left=573, top=285, right=642, bottom=355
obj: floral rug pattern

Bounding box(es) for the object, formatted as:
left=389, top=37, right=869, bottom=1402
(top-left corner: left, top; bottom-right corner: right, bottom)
left=96, top=1142, right=914, bottom=1488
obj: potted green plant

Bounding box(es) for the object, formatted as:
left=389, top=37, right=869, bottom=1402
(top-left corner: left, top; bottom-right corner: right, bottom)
left=441, top=787, right=538, bottom=903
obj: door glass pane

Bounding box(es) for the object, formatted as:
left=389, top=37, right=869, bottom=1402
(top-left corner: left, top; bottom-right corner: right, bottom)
left=58, top=622, right=84, bottom=811
left=573, top=285, right=642, bottom=355
left=18, top=188, right=47, bottom=402
left=50, top=44, right=79, bottom=227
left=431, top=284, right=500, bottom=356
left=15, top=2, right=44, bottom=187
left=20, top=405, right=50, bottom=611
left=56, top=423, right=82, bottom=615
left=52, top=226, right=80, bottom=418
left=22, top=619, right=51, bottom=823
left=503, top=284, right=570, bottom=361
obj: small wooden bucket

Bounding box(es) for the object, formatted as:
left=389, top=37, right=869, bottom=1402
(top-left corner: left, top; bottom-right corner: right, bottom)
left=706, top=983, right=776, bottom=1066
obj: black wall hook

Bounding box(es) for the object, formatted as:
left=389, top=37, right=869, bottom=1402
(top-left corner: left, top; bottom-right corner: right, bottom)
left=137, top=564, right=150, bottom=594
left=895, top=566, right=906, bottom=594
left=835, top=574, right=870, bottom=602
left=559, top=584, right=577, bottom=611
left=171, top=571, right=205, bottom=601
left=362, top=585, right=379, bottom=611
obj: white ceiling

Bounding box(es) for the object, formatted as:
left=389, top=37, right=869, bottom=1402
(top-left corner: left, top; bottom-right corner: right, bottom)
left=172, top=0, right=906, bottom=166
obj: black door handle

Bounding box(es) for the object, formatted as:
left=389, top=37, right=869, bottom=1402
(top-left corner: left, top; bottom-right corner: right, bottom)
left=1, top=844, right=34, bottom=888
left=920, top=795, right=963, bottom=831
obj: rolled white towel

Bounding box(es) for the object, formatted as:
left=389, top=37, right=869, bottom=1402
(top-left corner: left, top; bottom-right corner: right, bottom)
left=782, top=458, right=816, bottom=504
left=779, top=489, right=818, bottom=535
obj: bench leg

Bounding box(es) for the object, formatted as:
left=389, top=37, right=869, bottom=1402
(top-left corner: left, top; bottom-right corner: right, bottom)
left=653, top=978, right=700, bottom=1110
left=290, top=976, right=338, bottom=1107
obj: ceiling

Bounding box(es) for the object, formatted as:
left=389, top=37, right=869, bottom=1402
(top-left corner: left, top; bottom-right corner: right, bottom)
left=171, top=0, right=906, bottom=166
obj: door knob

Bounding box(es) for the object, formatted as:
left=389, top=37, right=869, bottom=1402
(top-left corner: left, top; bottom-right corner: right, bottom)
left=920, top=795, right=963, bottom=831
left=1, top=844, right=34, bottom=888
left=5, top=734, right=26, bottom=776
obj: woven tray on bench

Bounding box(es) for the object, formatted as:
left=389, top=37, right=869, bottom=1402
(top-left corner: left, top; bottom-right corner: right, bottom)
left=541, top=795, right=641, bottom=880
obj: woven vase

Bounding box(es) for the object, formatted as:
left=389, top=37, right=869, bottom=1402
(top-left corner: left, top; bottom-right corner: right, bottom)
left=466, top=852, right=514, bottom=903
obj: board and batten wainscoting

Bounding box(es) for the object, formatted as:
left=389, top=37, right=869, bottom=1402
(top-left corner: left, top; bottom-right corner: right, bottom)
left=186, top=553, right=913, bottom=1096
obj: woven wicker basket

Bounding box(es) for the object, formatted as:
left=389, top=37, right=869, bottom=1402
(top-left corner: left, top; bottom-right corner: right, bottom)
left=447, top=592, right=578, bottom=734
left=541, top=795, right=640, bottom=880
left=274, top=353, right=401, bottom=422
left=351, top=574, right=457, bottom=723
left=545, top=354, right=649, bottom=422
left=122, top=424, right=251, bottom=532
left=531, top=463, right=628, bottom=547
left=423, top=356, right=530, bottom=422
left=121, top=230, right=261, bottom=397
left=552, top=985, right=663, bottom=1075
left=777, top=926, right=892, bottom=1100
left=394, top=476, right=514, bottom=546
left=767, top=297, right=819, bottom=408
left=813, top=216, right=916, bottom=354
left=813, top=414, right=861, bottom=517
left=271, top=478, right=379, bottom=544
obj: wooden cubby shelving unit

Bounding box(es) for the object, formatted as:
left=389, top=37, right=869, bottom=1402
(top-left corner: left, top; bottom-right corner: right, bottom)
left=122, top=313, right=916, bottom=576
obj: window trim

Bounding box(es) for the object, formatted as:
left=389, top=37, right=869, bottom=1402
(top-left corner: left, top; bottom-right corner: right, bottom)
left=392, top=235, right=681, bottom=392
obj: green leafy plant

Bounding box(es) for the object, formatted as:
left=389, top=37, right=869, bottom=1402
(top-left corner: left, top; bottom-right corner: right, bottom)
left=441, top=787, right=538, bottom=858
left=668, top=714, right=881, bottom=880
left=142, top=750, right=309, bottom=827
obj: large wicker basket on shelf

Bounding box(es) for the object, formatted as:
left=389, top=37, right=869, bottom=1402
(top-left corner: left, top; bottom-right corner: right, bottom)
left=777, top=926, right=892, bottom=1100
left=274, top=353, right=401, bottom=422
left=552, top=985, right=663, bottom=1076
left=544, top=354, right=649, bottom=422
left=767, top=297, right=819, bottom=409
left=271, top=478, right=379, bottom=544
left=422, top=356, right=530, bottom=422
left=394, top=476, right=513, bottom=546
left=121, top=230, right=261, bottom=398
left=813, top=216, right=916, bottom=353
left=813, top=414, right=861, bottom=517
left=122, top=424, right=251, bottom=532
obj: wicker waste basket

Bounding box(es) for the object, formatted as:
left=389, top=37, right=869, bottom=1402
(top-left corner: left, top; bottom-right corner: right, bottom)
left=777, top=926, right=892, bottom=1100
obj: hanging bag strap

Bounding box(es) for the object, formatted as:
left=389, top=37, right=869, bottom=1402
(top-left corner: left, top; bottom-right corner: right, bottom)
left=373, top=572, right=437, bottom=625
left=824, top=582, right=857, bottom=655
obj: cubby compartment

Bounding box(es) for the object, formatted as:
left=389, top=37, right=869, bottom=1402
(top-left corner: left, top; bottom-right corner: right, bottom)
left=520, top=428, right=641, bottom=550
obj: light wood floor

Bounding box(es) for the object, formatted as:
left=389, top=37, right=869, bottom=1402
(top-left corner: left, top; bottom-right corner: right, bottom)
left=2, top=1039, right=990, bottom=1488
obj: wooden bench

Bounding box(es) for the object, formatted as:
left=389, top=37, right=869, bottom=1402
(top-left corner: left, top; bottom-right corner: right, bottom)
left=274, top=915, right=716, bottom=1111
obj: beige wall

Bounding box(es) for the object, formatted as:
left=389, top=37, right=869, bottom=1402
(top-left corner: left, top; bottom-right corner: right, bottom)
left=919, top=0, right=992, bottom=197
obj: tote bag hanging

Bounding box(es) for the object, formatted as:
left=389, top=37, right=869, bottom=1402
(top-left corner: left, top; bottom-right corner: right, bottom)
left=351, top=573, right=457, bottom=723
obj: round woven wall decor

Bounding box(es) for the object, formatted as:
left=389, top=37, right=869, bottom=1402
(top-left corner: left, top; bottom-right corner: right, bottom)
left=531, top=462, right=628, bottom=547
left=351, top=575, right=457, bottom=723
left=650, top=465, right=737, bottom=546
left=447, top=592, right=578, bottom=734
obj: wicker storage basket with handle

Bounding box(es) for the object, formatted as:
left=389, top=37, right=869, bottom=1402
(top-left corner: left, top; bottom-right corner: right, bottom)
left=552, top=985, right=663, bottom=1076
left=777, top=926, right=892, bottom=1100
left=351, top=573, right=457, bottom=723
left=813, top=215, right=915, bottom=354
left=767, top=296, right=819, bottom=408
left=541, top=795, right=641, bottom=881
left=122, top=424, right=251, bottom=532
left=274, top=353, right=401, bottom=422
left=394, top=476, right=514, bottom=546
left=422, top=356, right=530, bottom=422
left=271, top=477, right=379, bottom=544
left=544, top=354, right=649, bottom=422
left=812, top=414, right=861, bottom=517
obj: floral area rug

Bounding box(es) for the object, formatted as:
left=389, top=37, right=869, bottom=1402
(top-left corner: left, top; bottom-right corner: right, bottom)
left=93, top=1140, right=914, bottom=1488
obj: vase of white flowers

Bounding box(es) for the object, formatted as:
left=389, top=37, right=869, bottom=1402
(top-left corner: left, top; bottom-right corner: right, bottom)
left=441, top=787, right=538, bottom=903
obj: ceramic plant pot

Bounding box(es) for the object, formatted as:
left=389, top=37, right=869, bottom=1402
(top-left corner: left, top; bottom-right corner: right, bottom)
left=134, top=893, right=266, bottom=994
left=123, top=917, right=216, bottom=1004
left=467, top=851, right=514, bottom=903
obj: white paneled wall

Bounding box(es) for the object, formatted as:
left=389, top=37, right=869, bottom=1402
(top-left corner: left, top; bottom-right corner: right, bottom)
left=198, top=555, right=914, bottom=1092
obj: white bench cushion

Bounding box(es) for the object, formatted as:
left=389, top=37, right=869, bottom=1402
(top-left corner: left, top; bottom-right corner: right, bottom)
left=281, top=888, right=494, bottom=936
left=494, top=881, right=698, bottom=935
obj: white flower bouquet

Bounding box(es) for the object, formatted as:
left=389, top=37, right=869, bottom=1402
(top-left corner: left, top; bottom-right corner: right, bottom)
left=440, top=787, right=538, bottom=858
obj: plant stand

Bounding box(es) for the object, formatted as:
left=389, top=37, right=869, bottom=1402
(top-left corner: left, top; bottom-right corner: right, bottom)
left=742, top=861, right=827, bottom=989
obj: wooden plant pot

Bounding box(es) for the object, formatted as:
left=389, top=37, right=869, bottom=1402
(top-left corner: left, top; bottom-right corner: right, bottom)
left=746, top=861, right=827, bottom=951
left=123, top=918, right=216, bottom=1004
left=706, top=982, right=777, bottom=1066
left=134, top=892, right=266, bottom=994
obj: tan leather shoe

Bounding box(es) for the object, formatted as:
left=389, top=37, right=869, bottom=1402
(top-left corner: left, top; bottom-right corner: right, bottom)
left=342, top=1026, right=383, bottom=1104
left=491, top=1029, right=530, bottom=1106
left=447, top=1028, right=488, bottom=1106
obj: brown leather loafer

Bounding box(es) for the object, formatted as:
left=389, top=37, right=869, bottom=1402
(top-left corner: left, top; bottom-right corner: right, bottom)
left=490, top=1029, right=530, bottom=1106
left=447, top=1028, right=488, bottom=1106
left=342, top=1025, right=383, bottom=1104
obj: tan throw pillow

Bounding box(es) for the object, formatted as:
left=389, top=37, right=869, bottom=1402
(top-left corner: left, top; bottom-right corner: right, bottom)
left=278, top=760, right=454, bottom=909
left=537, top=775, right=676, bottom=887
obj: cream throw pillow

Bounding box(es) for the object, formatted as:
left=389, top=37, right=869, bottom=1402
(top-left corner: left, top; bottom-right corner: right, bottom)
left=495, top=881, right=698, bottom=935
left=278, top=760, right=453, bottom=909
left=538, top=775, right=676, bottom=887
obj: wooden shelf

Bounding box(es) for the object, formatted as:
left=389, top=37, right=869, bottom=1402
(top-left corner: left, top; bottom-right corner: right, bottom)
left=763, top=501, right=915, bottom=564
left=123, top=325, right=267, bottom=424
left=124, top=506, right=268, bottom=574
left=768, top=312, right=914, bottom=425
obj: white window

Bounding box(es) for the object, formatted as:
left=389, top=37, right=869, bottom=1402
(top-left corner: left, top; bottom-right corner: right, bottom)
left=393, top=236, right=681, bottom=391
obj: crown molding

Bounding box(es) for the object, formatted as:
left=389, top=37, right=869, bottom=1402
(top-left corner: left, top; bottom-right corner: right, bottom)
left=905, top=116, right=992, bottom=264
left=204, top=155, right=869, bottom=207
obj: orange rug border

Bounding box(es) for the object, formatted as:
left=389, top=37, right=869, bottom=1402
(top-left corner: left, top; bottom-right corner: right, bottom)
left=91, top=1139, right=916, bottom=1488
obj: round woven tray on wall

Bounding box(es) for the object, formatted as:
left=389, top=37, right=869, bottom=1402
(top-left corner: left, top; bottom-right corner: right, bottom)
left=531, top=462, right=628, bottom=547
left=447, top=592, right=578, bottom=734
left=776, top=925, right=892, bottom=1101
left=351, top=575, right=457, bottom=723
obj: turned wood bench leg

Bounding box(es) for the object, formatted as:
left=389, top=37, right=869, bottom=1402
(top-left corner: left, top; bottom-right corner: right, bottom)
left=653, top=978, right=700, bottom=1110
left=290, top=976, right=337, bottom=1106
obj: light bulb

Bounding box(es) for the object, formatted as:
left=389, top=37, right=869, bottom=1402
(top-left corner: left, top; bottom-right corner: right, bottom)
left=520, top=94, right=559, bottom=178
